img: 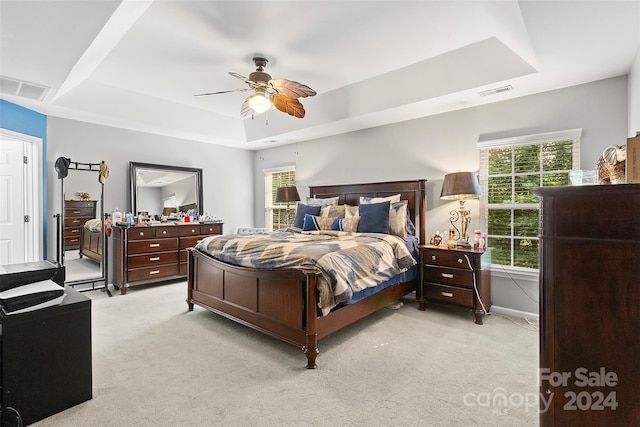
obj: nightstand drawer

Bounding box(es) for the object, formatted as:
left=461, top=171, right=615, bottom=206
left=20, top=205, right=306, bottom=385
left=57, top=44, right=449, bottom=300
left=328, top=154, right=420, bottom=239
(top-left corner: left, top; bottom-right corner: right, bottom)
left=423, top=250, right=469, bottom=269
left=425, top=266, right=473, bottom=288
left=424, top=283, right=473, bottom=307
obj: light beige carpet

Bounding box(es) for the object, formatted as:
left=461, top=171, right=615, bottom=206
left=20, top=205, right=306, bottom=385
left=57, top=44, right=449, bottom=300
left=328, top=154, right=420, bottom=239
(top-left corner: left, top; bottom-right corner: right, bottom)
left=33, top=281, right=539, bottom=427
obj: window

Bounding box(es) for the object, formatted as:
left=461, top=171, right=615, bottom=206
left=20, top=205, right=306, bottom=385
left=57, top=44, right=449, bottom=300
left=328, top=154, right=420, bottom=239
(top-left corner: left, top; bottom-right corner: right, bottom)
left=264, top=167, right=296, bottom=230
left=478, top=129, right=581, bottom=270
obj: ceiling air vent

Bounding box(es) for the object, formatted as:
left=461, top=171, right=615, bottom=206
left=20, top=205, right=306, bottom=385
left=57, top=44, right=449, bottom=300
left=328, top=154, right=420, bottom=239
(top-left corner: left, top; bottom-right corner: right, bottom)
left=478, top=85, right=513, bottom=97
left=0, top=75, right=50, bottom=101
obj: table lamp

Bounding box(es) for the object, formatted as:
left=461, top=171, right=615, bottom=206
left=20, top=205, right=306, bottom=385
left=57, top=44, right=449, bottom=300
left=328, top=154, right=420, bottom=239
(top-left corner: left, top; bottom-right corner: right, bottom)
left=440, top=172, right=481, bottom=248
left=276, top=186, right=300, bottom=227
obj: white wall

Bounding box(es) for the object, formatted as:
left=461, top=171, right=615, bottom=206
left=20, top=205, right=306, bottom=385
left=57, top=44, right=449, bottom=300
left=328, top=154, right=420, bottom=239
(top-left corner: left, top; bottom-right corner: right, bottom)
left=46, top=117, right=254, bottom=279
left=253, top=76, right=629, bottom=315
left=629, top=46, right=640, bottom=136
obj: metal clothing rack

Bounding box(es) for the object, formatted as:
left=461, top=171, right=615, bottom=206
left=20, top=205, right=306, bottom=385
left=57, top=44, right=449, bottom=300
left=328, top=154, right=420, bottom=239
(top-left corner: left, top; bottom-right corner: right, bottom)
left=58, top=159, right=111, bottom=296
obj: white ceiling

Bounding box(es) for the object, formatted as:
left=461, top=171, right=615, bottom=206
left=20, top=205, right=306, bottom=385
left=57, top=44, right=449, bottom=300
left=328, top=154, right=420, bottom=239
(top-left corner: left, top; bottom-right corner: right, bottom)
left=1, top=0, right=639, bottom=151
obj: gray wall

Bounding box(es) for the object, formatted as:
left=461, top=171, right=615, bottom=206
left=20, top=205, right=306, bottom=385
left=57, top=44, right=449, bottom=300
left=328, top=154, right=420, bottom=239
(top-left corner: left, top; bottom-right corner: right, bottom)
left=253, top=76, right=629, bottom=316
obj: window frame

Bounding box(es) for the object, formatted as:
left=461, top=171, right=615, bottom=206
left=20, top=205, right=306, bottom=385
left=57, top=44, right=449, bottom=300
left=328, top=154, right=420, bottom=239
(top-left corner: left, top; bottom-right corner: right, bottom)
left=264, top=166, right=296, bottom=231
left=477, top=128, right=582, bottom=272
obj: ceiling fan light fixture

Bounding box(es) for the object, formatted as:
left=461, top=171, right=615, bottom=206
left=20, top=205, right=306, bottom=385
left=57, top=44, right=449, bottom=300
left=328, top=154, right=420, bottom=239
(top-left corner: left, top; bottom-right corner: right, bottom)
left=249, top=88, right=271, bottom=114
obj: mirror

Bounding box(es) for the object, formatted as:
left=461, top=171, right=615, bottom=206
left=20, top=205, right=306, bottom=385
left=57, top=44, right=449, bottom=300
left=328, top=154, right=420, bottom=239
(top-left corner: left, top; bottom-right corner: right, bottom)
left=129, top=162, right=203, bottom=220
left=60, top=161, right=106, bottom=289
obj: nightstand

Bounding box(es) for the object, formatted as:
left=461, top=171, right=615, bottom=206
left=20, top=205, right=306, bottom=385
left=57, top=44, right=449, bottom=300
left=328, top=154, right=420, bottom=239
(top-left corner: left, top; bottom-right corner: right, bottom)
left=417, top=245, right=492, bottom=324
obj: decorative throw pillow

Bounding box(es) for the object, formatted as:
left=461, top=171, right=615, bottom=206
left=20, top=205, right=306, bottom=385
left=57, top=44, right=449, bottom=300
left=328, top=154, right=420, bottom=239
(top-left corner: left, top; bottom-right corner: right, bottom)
left=359, top=194, right=401, bottom=205
left=306, top=196, right=339, bottom=206
left=293, top=203, right=322, bottom=229
left=332, top=216, right=360, bottom=232
left=344, top=205, right=359, bottom=218
left=302, top=214, right=336, bottom=231
left=389, top=200, right=408, bottom=240
left=320, top=204, right=346, bottom=218
left=357, top=201, right=390, bottom=234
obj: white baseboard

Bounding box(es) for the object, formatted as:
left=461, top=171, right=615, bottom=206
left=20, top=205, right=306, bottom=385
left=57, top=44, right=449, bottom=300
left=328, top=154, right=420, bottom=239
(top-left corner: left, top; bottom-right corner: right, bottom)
left=491, top=305, right=539, bottom=321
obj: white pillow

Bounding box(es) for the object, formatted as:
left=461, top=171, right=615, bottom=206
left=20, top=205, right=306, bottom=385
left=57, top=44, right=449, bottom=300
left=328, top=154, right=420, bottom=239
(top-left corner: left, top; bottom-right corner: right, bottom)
left=344, top=205, right=359, bottom=218
left=359, top=194, right=401, bottom=204
left=306, top=196, right=339, bottom=206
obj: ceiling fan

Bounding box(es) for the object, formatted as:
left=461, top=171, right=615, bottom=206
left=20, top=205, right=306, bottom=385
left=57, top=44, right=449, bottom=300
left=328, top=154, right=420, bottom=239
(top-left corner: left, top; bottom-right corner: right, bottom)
left=195, top=56, right=317, bottom=118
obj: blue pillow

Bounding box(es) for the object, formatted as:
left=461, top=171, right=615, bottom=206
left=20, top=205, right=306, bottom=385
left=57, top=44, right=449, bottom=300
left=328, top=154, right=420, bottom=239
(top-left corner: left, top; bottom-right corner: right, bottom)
left=358, top=201, right=390, bottom=233
left=293, top=204, right=321, bottom=229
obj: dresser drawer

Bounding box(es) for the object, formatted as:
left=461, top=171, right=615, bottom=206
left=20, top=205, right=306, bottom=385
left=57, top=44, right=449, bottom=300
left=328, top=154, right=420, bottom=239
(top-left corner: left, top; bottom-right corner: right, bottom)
left=180, top=235, right=206, bottom=249
left=127, top=228, right=156, bottom=240
left=127, top=264, right=179, bottom=282
left=65, top=226, right=82, bottom=236
left=200, top=223, right=222, bottom=235
left=127, top=251, right=178, bottom=268
left=155, top=226, right=186, bottom=238
left=64, top=236, right=81, bottom=246
left=425, top=266, right=473, bottom=288
left=423, top=250, right=470, bottom=269
left=65, top=200, right=96, bottom=209
left=64, top=216, right=93, bottom=227
left=65, top=207, right=95, bottom=217
left=127, top=238, right=178, bottom=254
left=424, top=283, right=473, bottom=307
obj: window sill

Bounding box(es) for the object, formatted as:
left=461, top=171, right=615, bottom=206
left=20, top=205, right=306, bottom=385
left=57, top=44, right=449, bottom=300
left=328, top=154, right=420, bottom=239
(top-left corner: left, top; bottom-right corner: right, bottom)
left=489, top=264, right=539, bottom=282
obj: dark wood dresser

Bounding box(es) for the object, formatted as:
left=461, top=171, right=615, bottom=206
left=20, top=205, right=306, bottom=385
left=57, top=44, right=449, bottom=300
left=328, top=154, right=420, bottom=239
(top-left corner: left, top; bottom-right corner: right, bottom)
left=112, top=222, right=223, bottom=294
left=533, top=184, right=640, bottom=426
left=418, top=245, right=491, bottom=324
left=64, top=200, right=97, bottom=250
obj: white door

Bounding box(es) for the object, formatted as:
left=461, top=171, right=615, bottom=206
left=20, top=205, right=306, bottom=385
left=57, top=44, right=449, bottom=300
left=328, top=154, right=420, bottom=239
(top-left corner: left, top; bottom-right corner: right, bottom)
left=0, top=137, right=26, bottom=265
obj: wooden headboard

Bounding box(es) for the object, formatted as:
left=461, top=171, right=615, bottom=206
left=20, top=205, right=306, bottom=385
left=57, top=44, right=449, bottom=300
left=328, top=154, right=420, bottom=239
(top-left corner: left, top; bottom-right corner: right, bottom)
left=309, top=180, right=428, bottom=244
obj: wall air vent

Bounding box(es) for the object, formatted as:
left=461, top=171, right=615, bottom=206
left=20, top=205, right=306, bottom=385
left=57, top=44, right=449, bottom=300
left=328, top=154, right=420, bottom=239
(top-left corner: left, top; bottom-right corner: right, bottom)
left=478, top=85, right=513, bottom=97
left=0, top=76, right=50, bottom=101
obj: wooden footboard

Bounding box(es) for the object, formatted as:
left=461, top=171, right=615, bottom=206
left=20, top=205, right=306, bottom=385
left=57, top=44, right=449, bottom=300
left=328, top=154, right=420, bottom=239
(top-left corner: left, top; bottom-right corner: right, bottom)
left=187, top=248, right=415, bottom=368
left=79, top=227, right=102, bottom=263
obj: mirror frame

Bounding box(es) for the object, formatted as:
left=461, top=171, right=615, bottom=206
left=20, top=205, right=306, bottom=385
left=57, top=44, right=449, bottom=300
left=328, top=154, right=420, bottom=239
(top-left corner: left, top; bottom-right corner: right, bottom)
left=129, top=162, right=204, bottom=218
left=59, top=160, right=107, bottom=289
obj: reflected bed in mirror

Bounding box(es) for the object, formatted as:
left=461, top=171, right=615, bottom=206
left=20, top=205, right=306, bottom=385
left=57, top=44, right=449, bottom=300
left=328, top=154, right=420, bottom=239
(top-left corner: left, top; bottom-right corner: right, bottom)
left=129, top=162, right=203, bottom=220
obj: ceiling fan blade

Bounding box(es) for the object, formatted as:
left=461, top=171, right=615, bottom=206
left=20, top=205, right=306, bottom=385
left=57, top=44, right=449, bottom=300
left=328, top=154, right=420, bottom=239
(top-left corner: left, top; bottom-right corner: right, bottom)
left=229, top=72, right=255, bottom=85
left=272, top=94, right=306, bottom=118
left=194, top=88, right=250, bottom=96
left=269, top=78, right=317, bottom=99
left=240, top=96, right=252, bottom=117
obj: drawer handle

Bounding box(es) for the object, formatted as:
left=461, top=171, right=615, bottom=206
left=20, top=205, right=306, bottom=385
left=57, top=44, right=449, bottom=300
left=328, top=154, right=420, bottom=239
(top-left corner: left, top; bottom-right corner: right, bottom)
left=162, top=230, right=167, bottom=235
left=73, top=210, right=80, bottom=214
left=73, top=219, right=80, bottom=223
left=441, top=291, right=454, bottom=298
left=431, top=255, right=436, bottom=261
left=441, top=273, right=454, bottom=279
left=149, top=257, right=160, bottom=261
left=149, top=270, right=160, bottom=275
left=72, top=229, right=79, bottom=233
left=458, top=258, right=463, bottom=263
left=149, top=243, right=160, bottom=248
left=138, top=232, right=145, bottom=236
left=191, top=229, right=197, bottom=233
left=70, top=239, right=79, bottom=243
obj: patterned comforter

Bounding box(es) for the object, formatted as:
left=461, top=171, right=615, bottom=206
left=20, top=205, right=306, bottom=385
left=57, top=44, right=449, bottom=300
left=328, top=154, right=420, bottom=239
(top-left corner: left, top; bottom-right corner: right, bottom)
left=195, top=230, right=416, bottom=310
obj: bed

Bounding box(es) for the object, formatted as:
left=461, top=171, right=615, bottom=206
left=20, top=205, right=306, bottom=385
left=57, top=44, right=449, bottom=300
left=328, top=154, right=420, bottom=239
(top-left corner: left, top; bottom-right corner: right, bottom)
left=187, top=180, right=427, bottom=368
left=79, top=219, right=102, bottom=263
